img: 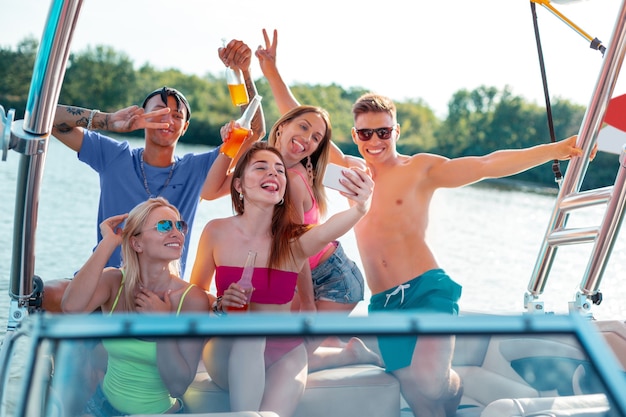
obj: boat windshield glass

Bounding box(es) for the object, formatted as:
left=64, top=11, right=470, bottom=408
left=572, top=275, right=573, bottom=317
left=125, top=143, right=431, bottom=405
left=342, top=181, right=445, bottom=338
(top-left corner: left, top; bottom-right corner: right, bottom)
left=1, top=313, right=625, bottom=417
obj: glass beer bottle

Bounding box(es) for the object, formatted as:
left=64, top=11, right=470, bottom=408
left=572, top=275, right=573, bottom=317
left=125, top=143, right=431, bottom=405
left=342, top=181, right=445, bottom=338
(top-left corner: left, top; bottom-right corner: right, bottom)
left=228, top=250, right=257, bottom=313
left=221, top=38, right=249, bottom=107
left=221, top=95, right=263, bottom=158
left=226, top=67, right=249, bottom=107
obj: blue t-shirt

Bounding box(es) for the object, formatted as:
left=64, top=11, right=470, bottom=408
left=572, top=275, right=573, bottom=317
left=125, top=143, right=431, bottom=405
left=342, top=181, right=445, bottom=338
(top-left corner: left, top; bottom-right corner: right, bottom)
left=78, top=130, right=219, bottom=274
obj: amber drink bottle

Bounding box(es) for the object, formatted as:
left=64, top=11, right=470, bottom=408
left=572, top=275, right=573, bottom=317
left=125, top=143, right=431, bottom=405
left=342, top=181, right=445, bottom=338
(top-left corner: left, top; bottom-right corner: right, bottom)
left=221, top=95, right=263, bottom=158
left=226, top=67, right=249, bottom=107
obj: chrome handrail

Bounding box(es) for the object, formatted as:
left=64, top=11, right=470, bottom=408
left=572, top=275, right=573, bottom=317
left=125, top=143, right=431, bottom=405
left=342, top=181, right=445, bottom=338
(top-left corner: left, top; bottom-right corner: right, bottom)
left=5, top=0, right=83, bottom=331
left=525, top=0, right=626, bottom=315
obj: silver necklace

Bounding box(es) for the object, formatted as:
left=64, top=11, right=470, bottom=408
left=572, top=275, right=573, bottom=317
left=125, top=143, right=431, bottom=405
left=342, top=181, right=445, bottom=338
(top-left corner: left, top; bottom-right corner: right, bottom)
left=140, top=150, right=176, bottom=197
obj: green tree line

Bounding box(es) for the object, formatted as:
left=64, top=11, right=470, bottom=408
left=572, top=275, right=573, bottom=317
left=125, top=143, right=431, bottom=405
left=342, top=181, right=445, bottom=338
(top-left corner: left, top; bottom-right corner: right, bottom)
left=0, top=38, right=618, bottom=190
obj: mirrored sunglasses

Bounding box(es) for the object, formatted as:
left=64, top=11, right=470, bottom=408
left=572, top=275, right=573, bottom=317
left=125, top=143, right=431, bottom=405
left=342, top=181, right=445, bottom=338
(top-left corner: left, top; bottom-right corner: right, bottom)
left=153, top=219, right=188, bottom=235
left=355, top=126, right=396, bottom=141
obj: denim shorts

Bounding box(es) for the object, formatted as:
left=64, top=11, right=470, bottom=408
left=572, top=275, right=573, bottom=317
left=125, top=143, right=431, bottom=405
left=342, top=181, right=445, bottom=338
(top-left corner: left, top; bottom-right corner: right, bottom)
left=311, top=241, right=364, bottom=303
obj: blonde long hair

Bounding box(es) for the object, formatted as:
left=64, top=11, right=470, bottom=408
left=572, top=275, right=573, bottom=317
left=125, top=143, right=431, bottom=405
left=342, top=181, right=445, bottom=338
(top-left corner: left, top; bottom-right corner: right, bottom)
left=120, top=197, right=182, bottom=311
left=268, top=105, right=332, bottom=217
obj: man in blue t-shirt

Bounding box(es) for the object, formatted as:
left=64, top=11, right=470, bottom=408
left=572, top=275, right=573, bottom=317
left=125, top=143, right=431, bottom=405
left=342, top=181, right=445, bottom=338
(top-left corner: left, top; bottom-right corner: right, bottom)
left=43, top=43, right=264, bottom=311
left=58, top=88, right=223, bottom=272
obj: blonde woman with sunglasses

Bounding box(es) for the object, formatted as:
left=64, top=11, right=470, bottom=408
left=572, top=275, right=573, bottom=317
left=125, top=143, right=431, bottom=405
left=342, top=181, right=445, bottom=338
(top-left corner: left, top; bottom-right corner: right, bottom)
left=62, top=197, right=209, bottom=416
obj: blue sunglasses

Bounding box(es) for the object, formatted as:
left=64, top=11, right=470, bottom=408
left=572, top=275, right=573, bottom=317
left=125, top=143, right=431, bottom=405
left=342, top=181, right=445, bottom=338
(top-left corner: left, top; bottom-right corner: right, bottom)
left=155, top=219, right=188, bottom=234
left=136, top=219, right=188, bottom=236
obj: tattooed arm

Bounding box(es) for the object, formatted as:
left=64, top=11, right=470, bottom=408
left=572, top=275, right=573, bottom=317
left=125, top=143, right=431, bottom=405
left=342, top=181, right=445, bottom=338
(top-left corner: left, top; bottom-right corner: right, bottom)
left=51, top=105, right=94, bottom=152
left=52, top=104, right=171, bottom=151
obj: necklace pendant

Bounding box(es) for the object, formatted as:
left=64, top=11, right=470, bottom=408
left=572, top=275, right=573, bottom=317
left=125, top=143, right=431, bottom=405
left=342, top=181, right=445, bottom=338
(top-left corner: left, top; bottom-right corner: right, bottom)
left=140, top=150, right=176, bottom=198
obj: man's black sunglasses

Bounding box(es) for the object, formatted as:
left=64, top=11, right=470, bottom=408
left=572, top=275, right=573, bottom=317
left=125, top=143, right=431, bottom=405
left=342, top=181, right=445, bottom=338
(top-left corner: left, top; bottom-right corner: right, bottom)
left=355, top=126, right=396, bottom=141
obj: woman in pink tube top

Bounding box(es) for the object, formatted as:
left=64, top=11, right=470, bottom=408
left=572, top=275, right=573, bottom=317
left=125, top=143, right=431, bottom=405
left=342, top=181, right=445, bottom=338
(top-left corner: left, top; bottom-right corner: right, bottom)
left=190, top=142, right=373, bottom=417
left=257, top=31, right=382, bottom=371
left=266, top=105, right=383, bottom=371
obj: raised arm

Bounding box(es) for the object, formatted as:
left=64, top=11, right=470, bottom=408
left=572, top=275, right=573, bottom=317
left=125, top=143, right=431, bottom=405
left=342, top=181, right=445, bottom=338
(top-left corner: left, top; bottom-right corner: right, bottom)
left=200, top=147, right=234, bottom=200
left=256, top=28, right=300, bottom=114
left=202, top=39, right=267, bottom=200
left=200, top=118, right=263, bottom=200
left=52, top=104, right=170, bottom=152
left=61, top=213, right=128, bottom=313
left=426, top=135, right=596, bottom=189
left=220, top=38, right=267, bottom=142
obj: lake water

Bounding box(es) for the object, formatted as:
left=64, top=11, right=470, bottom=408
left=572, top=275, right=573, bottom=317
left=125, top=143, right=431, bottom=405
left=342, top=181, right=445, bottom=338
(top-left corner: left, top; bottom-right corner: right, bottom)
left=1, top=138, right=626, bottom=336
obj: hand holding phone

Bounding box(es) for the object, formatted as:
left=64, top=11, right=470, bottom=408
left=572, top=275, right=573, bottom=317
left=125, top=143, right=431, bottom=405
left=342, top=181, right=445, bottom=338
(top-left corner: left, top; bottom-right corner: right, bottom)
left=322, top=163, right=355, bottom=195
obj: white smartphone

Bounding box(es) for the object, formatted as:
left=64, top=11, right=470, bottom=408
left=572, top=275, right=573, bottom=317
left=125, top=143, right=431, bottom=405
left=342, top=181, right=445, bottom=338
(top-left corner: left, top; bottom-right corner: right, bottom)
left=322, top=163, right=354, bottom=195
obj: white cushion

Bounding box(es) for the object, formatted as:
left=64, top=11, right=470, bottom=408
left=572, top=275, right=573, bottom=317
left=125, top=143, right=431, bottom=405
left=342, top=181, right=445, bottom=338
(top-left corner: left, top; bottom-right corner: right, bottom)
left=480, top=394, right=609, bottom=417
left=183, top=365, right=400, bottom=417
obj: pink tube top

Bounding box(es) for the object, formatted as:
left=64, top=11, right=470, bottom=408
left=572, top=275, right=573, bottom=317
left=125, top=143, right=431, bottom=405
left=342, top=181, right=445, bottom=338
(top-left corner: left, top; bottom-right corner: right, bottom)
left=215, top=266, right=298, bottom=304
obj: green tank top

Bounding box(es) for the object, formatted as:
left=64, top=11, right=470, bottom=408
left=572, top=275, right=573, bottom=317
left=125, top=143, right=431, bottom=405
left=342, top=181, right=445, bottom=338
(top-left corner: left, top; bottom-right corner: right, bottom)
left=102, top=269, right=195, bottom=414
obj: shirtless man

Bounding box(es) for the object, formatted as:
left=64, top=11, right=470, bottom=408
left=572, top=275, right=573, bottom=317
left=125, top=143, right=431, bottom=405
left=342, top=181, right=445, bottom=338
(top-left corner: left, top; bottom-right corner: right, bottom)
left=256, top=29, right=596, bottom=417
left=330, top=93, right=596, bottom=417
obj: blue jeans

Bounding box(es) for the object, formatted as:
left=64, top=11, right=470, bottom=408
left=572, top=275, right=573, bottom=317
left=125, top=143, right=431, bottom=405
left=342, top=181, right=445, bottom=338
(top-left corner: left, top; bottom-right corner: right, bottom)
left=312, top=241, right=364, bottom=303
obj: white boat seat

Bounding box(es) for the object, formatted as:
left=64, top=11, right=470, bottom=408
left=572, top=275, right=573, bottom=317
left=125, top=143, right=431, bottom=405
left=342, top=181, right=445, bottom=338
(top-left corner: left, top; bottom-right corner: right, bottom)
left=183, top=364, right=401, bottom=417
left=480, top=394, right=609, bottom=417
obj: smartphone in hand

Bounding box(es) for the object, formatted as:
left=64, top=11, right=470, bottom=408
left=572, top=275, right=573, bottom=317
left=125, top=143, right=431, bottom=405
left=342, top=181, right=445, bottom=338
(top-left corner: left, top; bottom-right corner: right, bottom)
left=322, top=163, right=354, bottom=195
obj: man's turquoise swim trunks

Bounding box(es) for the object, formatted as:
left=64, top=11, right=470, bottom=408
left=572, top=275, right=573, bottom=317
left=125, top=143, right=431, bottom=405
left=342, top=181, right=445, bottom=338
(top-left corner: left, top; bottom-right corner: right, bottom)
left=368, top=268, right=462, bottom=372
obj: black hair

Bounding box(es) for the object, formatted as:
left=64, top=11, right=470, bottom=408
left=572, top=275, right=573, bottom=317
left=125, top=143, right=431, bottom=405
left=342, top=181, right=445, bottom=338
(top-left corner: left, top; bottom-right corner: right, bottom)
left=142, top=86, right=191, bottom=121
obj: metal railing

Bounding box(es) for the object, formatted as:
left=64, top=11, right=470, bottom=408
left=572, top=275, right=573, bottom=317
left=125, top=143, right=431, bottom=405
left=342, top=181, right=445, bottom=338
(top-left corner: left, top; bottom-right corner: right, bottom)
left=1, top=0, right=83, bottom=331
left=525, top=0, right=626, bottom=315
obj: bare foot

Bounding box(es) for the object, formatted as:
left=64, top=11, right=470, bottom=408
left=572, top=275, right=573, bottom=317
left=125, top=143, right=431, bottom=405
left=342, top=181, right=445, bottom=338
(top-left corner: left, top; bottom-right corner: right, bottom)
left=345, top=337, right=384, bottom=367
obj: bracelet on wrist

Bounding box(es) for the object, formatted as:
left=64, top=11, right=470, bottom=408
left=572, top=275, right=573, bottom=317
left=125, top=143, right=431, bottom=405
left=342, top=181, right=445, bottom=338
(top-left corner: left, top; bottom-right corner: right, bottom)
left=212, top=296, right=226, bottom=316
left=87, top=109, right=99, bottom=130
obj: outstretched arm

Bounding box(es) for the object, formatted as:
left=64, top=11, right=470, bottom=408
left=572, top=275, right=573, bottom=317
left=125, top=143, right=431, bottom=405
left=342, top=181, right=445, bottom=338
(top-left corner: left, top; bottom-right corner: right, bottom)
left=52, top=104, right=169, bottom=152
left=427, top=135, right=596, bottom=189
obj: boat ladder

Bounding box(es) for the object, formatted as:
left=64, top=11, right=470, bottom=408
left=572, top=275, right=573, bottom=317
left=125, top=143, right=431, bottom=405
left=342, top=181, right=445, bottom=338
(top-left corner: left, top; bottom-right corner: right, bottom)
left=525, top=0, right=626, bottom=316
